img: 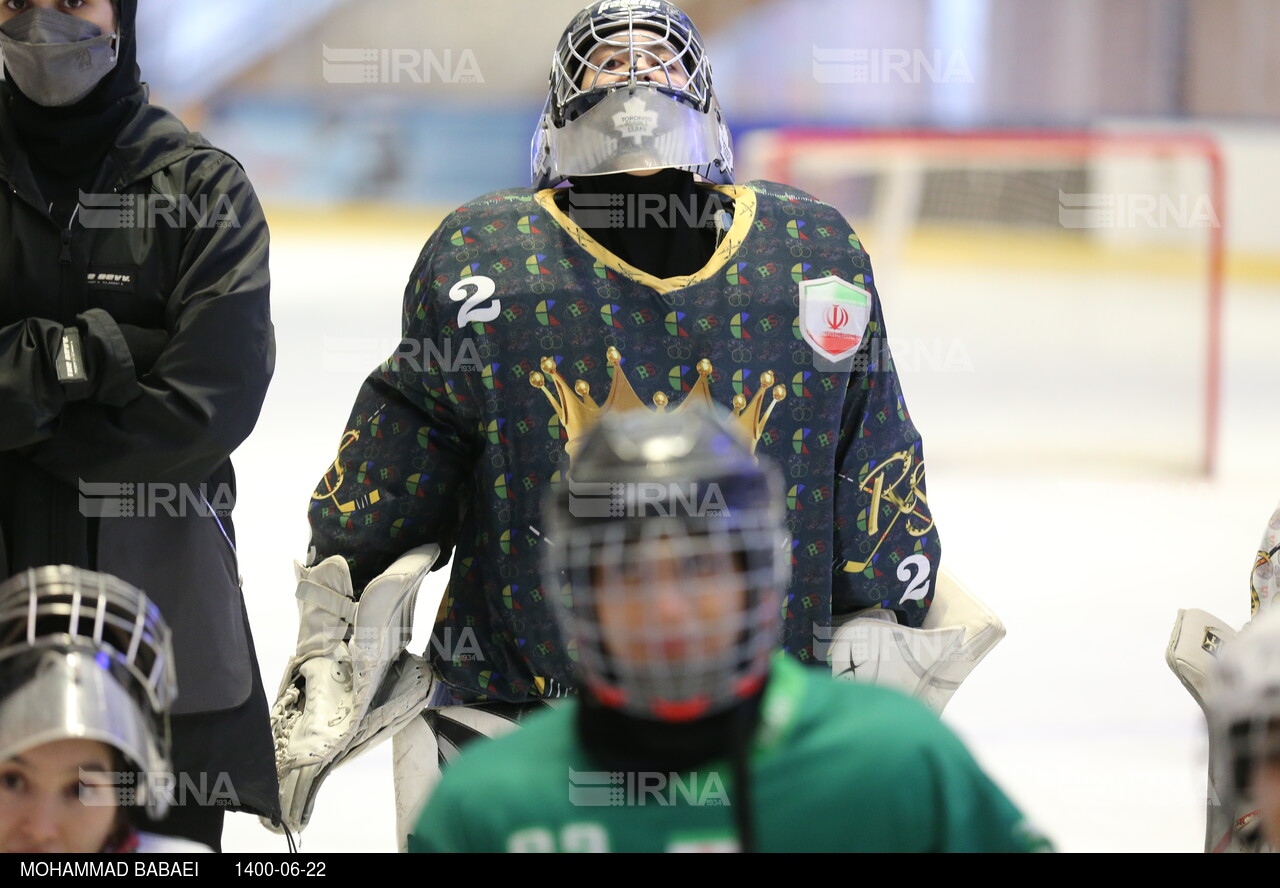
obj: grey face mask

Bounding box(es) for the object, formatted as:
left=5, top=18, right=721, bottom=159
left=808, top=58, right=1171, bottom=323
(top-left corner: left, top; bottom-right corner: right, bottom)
left=0, top=8, right=119, bottom=108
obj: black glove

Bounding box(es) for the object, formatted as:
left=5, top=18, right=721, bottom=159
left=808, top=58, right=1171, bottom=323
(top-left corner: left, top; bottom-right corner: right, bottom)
left=60, top=309, right=143, bottom=407
left=116, top=324, right=170, bottom=376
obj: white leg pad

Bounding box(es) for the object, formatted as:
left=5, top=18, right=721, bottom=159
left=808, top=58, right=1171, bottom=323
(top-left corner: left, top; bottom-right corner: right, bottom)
left=393, top=714, right=442, bottom=854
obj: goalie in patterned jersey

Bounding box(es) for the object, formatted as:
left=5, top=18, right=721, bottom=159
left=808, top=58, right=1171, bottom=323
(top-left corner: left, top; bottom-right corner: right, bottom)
left=411, top=408, right=1043, bottom=853
left=269, top=0, right=1006, bottom=845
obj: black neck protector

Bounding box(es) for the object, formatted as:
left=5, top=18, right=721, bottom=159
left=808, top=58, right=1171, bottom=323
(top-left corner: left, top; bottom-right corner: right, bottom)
left=575, top=678, right=766, bottom=773
left=562, top=168, right=730, bottom=280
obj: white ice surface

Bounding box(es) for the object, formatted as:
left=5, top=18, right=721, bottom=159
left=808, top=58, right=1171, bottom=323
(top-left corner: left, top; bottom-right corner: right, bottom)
left=218, top=222, right=1280, bottom=853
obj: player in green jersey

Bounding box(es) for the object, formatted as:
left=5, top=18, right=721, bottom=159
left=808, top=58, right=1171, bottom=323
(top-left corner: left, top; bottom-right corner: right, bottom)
left=410, top=408, right=1045, bottom=853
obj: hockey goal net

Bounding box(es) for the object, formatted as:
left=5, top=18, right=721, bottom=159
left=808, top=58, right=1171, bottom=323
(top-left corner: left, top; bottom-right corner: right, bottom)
left=738, top=128, right=1225, bottom=476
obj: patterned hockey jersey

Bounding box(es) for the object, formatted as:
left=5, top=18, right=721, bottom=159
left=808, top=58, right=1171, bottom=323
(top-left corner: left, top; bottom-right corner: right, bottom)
left=307, top=180, right=940, bottom=704
left=1252, top=499, right=1280, bottom=618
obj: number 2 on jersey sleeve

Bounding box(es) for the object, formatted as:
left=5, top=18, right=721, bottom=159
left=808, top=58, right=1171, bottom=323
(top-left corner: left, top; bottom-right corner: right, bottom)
left=897, top=553, right=931, bottom=604
left=449, top=276, right=501, bottom=327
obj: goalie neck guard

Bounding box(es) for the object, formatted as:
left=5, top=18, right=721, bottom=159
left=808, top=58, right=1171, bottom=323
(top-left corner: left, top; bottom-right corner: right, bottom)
left=0, top=566, right=177, bottom=818
left=544, top=408, right=789, bottom=723
left=531, top=0, right=734, bottom=189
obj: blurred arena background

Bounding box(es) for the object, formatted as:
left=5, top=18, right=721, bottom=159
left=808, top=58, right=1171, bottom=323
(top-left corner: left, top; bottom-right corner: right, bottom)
left=103, top=0, right=1280, bottom=853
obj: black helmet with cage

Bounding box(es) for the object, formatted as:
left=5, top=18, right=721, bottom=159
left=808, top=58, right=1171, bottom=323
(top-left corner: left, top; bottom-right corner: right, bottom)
left=544, top=407, right=789, bottom=723
left=531, top=0, right=734, bottom=189
left=0, top=565, right=177, bottom=819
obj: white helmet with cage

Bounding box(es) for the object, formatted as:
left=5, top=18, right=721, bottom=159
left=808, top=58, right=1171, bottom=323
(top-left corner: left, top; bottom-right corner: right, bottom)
left=531, top=0, right=734, bottom=189
left=0, top=565, right=178, bottom=818
left=544, top=408, right=789, bottom=723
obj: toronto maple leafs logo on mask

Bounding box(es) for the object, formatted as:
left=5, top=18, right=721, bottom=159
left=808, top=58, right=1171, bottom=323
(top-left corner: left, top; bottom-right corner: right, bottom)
left=612, top=96, right=660, bottom=145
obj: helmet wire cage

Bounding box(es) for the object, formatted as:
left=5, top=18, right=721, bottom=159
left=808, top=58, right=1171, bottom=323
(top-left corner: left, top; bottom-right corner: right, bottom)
left=550, top=1, right=713, bottom=124
left=555, top=513, right=785, bottom=722
left=544, top=407, right=790, bottom=723
left=532, top=0, right=734, bottom=189
left=0, top=566, right=178, bottom=818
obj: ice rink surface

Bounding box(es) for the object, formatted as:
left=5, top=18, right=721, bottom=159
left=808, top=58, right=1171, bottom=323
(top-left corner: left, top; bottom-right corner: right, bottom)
left=219, top=213, right=1280, bottom=853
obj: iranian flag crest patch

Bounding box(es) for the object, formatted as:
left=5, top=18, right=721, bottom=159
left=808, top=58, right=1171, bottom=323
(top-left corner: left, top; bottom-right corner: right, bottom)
left=798, top=275, right=871, bottom=362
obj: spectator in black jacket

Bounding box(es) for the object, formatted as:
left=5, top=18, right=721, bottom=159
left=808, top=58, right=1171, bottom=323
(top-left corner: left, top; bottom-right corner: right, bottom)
left=0, top=0, right=278, bottom=849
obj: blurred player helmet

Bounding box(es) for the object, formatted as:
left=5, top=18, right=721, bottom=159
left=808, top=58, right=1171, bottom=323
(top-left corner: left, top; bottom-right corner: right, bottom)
left=1206, top=606, right=1280, bottom=845
left=0, top=566, right=178, bottom=818
left=545, top=407, right=789, bottom=722
left=531, top=0, right=734, bottom=189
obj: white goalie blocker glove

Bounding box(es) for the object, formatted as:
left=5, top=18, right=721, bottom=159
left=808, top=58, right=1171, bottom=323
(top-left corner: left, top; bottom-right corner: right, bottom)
left=821, top=569, right=1005, bottom=714
left=266, top=544, right=441, bottom=835
left=1166, top=608, right=1236, bottom=712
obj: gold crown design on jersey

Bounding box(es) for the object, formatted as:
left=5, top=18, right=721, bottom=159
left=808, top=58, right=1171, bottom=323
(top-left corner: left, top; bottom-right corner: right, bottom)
left=529, top=347, right=787, bottom=460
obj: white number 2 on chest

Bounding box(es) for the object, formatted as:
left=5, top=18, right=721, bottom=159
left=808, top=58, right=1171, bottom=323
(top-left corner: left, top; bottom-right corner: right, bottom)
left=449, top=276, right=501, bottom=327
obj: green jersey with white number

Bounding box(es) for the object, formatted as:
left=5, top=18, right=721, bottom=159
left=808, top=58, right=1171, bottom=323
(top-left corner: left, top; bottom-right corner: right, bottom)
left=410, top=655, right=1049, bottom=853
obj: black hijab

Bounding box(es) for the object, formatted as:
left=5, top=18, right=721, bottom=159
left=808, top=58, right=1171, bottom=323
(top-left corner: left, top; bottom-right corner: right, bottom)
left=4, top=0, right=143, bottom=191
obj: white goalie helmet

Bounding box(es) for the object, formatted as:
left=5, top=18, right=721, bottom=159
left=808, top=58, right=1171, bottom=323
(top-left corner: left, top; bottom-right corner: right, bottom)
left=544, top=408, right=790, bottom=723
left=1206, top=605, right=1280, bottom=848
left=531, top=0, right=734, bottom=189
left=0, top=566, right=178, bottom=818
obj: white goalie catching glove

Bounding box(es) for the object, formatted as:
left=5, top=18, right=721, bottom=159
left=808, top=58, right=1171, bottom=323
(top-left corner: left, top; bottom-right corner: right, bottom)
left=822, top=568, right=1005, bottom=714
left=266, top=544, right=441, bottom=834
